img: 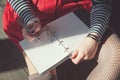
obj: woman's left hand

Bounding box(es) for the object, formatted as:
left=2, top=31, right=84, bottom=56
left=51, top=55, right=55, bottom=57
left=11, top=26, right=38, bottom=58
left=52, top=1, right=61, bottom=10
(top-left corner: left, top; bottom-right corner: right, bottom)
left=71, top=36, right=99, bottom=64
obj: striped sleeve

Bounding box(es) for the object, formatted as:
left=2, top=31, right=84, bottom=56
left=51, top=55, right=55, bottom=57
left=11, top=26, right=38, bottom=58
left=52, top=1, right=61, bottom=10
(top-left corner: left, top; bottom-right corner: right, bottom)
left=89, top=0, right=112, bottom=39
left=8, top=0, right=38, bottom=26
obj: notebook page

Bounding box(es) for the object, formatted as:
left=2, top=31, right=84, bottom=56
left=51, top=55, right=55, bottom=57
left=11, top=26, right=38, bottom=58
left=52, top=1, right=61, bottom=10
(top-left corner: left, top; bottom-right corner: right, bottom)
left=19, top=38, right=70, bottom=75
left=47, top=12, right=89, bottom=52
left=19, top=12, right=88, bottom=75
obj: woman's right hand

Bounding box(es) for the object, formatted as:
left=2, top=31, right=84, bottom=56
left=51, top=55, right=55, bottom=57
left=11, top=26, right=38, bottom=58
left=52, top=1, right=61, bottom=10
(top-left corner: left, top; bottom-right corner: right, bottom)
left=22, top=21, right=41, bottom=41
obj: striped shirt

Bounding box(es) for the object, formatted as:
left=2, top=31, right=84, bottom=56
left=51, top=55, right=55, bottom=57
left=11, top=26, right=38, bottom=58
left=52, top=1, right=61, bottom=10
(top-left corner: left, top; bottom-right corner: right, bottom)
left=8, top=0, right=37, bottom=26
left=89, top=0, right=112, bottom=39
left=8, top=0, right=112, bottom=40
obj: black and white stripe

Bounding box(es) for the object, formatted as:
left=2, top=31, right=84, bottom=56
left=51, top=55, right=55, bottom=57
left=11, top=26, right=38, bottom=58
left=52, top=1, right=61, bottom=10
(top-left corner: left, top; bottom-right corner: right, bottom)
left=89, top=0, right=112, bottom=39
left=8, top=0, right=112, bottom=39
left=8, top=0, right=36, bottom=26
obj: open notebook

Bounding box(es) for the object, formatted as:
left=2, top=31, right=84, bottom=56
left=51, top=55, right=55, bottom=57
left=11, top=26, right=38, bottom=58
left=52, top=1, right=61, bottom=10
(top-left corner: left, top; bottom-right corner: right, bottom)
left=19, top=12, right=89, bottom=75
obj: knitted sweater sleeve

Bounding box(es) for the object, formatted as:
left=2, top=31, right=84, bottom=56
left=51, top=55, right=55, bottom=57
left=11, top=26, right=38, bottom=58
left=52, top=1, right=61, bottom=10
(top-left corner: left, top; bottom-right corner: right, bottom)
left=89, top=0, right=112, bottom=39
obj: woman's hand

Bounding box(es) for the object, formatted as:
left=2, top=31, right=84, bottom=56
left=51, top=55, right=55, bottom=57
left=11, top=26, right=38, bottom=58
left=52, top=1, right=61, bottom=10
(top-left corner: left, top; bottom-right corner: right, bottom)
left=22, top=21, right=41, bottom=41
left=71, top=34, right=99, bottom=64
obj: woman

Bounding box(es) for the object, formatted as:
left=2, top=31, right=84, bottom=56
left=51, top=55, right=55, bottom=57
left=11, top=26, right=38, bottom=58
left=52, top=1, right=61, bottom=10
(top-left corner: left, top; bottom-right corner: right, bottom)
left=2, top=0, right=112, bottom=80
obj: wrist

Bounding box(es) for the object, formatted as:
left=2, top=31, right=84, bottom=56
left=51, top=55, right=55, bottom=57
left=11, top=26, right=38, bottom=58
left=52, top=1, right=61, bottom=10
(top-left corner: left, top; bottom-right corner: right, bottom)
left=27, top=17, right=40, bottom=25
left=87, top=33, right=101, bottom=43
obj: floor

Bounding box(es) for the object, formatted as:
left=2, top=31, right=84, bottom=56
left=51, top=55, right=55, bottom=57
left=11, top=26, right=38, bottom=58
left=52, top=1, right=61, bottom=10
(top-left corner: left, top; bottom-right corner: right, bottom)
left=0, top=1, right=29, bottom=80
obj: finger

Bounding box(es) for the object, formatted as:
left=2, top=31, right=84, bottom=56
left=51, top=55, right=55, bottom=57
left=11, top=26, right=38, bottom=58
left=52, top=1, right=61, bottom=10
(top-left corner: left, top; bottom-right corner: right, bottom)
left=34, top=22, right=41, bottom=33
left=26, top=22, right=41, bottom=36
left=29, top=24, right=40, bottom=35
left=71, top=50, right=85, bottom=64
left=25, top=31, right=35, bottom=41
left=29, top=22, right=41, bottom=36
left=26, top=35, right=35, bottom=42
left=22, top=29, right=35, bottom=41
left=71, top=50, right=78, bottom=59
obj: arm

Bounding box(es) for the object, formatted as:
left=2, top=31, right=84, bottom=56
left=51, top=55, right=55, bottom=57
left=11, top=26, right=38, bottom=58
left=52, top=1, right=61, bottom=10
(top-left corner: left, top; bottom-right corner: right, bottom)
left=71, top=0, right=112, bottom=64
left=8, top=0, right=41, bottom=41
left=8, top=0, right=39, bottom=26
left=89, top=0, right=112, bottom=40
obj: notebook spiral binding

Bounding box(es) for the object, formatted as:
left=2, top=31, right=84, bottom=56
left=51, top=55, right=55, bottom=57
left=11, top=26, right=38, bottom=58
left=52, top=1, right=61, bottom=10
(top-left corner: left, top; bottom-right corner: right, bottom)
left=46, top=25, right=70, bottom=53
